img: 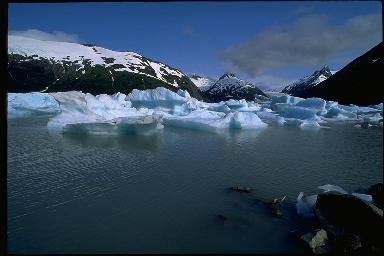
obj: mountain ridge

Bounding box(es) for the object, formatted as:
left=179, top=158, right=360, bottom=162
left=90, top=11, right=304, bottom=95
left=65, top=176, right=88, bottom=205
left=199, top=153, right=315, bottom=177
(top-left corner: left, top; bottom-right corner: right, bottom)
left=8, top=35, right=202, bottom=99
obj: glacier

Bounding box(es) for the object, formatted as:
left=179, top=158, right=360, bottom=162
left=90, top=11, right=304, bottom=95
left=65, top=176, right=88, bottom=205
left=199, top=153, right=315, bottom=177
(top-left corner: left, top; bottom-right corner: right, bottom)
left=7, top=87, right=383, bottom=134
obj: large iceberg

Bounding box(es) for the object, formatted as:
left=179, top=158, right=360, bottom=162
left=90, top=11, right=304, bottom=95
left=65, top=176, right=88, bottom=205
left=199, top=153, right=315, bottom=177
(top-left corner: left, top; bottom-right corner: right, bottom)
left=47, top=91, right=158, bottom=133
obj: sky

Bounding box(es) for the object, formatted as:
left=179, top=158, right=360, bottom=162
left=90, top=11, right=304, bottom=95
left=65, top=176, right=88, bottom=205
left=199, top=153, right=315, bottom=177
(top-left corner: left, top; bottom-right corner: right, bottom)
left=8, top=1, right=382, bottom=90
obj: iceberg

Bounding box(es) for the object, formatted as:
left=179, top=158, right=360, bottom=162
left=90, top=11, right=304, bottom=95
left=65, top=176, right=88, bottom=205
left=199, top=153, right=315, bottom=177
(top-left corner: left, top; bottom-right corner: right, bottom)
left=7, top=87, right=382, bottom=133
left=8, top=92, right=60, bottom=118
left=295, top=98, right=327, bottom=115
left=62, top=115, right=163, bottom=136
left=47, top=91, right=154, bottom=131
left=164, top=110, right=267, bottom=131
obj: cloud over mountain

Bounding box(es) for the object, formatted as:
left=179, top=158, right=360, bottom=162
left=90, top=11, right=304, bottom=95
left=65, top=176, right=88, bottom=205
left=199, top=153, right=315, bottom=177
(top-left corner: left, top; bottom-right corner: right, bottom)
left=218, top=14, right=382, bottom=76
left=9, top=29, right=81, bottom=43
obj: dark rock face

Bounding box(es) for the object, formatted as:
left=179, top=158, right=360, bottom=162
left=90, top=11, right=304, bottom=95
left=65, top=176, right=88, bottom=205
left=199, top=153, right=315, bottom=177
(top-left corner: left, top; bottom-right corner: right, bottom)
left=314, top=192, right=383, bottom=252
left=369, top=183, right=384, bottom=209
left=282, top=66, right=332, bottom=97
left=202, top=73, right=268, bottom=102
left=302, top=42, right=384, bottom=106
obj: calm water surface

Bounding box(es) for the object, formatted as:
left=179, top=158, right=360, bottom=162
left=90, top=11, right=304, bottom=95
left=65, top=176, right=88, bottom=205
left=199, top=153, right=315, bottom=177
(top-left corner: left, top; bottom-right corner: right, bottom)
left=7, top=116, right=383, bottom=253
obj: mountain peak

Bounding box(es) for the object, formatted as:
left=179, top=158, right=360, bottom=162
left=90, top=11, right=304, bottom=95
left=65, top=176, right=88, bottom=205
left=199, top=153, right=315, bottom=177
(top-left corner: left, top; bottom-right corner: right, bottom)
left=319, top=66, right=332, bottom=77
left=218, top=73, right=237, bottom=80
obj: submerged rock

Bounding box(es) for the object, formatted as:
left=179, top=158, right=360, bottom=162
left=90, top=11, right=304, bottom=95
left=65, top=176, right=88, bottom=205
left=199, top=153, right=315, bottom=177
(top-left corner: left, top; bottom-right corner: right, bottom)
left=230, top=186, right=255, bottom=193
left=314, top=192, right=383, bottom=252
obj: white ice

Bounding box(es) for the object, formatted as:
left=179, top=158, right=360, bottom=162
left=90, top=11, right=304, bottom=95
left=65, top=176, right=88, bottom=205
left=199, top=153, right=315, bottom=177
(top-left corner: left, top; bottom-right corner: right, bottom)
left=8, top=92, right=60, bottom=118
left=7, top=88, right=383, bottom=133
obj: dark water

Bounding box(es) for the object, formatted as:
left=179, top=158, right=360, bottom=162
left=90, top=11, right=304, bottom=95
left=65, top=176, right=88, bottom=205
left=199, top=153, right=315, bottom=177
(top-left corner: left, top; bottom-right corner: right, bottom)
left=7, top=116, right=383, bottom=253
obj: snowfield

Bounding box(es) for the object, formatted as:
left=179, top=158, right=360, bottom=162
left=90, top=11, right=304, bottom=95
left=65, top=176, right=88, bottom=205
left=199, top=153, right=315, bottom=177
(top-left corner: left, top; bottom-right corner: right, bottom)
left=8, top=87, right=383, bottom=134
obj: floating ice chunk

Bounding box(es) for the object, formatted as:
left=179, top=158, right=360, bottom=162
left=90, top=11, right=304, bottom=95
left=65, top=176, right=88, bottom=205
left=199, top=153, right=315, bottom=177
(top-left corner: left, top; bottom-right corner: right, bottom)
left=111, top=92, right=132, bottom=108
left=324, top=106, right=357, bottom=119
left=275, top=104, right=318, bottom=120
left=295, top=98, right=326, bottom=115
left=300, top=120, right=321, bottom=129
left=207, top=103, right=231, bottom=113
left=351, top=193, right=372, bottom=202
left=257, top=111, right=286, bottom=126
left=164, top=110, right=267, bottom=131
left=225, top=99, right=249, bottom=111
left=164, top=110, right=228, bottom=131
left=62, top=115, right=163, bottom=136
left=270, top=95, right=303, bottom=107
left=126, top=87, right=205, bottom=115
left=48, top=91, right=151, bottom=131
left=296, top=192, right=317, bottom=218
left=126, top=87, right=188, bottom=109
left=228, top=111, right=268, bottom=129
left=8, top=92, right=60, bottom=118
left=318, top=184, right=348, bottom=194
left=370, top=103, right=383, bottom=110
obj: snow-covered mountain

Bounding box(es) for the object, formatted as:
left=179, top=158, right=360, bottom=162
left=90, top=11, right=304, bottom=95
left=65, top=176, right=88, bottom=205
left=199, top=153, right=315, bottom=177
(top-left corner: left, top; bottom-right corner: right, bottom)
left=8, top=35, right=201, bottom=99
left=302, top=42, right=383, bottom=106
left=202, top=73, right=268, bottom=102
left=281, top=66, right=332, bottom=96
left=188, top=74, right=216, bottom=92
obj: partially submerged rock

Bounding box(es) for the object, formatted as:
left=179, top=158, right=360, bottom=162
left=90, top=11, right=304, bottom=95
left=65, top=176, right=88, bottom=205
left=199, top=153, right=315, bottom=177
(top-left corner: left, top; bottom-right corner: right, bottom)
left=300, top=229, right=329, bottom=253
left=269, top=195, right=286, bottom=218
left=230, top=186, right=255, bottom=193
left=314, top=192, right=383, bottom=252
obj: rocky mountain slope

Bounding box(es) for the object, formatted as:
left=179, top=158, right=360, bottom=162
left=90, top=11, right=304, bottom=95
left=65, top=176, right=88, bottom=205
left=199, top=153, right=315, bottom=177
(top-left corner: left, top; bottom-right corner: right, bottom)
left=282, top=66, right=333, bottom=96
left=202, top=73, right=268, bottom=102
left=8, top=35, right=201, bottom=99
left=302, top=42, right=383, bottom=106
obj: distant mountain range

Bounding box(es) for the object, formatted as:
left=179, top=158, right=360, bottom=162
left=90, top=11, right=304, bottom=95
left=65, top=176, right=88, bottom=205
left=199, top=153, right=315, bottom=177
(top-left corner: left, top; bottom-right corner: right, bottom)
left=281, top=66, right=333, bottom=96
left=8, top=35, right=381, bottom=106
left=301, top=42, right=383, bottom=106
left=202, top=73, right=268, bottom=102
left=8, top=35, right=202, bottom=99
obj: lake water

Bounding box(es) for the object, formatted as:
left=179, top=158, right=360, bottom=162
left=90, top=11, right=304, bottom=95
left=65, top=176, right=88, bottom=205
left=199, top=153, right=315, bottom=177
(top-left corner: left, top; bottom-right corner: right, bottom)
left=7, top=116, right=383, bottom=253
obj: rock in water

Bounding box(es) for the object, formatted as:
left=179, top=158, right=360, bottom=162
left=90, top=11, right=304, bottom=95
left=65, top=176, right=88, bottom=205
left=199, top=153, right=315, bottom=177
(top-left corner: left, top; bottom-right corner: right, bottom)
left=300, top=229, right=328, bottom=252
left=314, top=192, right=383, bottom=252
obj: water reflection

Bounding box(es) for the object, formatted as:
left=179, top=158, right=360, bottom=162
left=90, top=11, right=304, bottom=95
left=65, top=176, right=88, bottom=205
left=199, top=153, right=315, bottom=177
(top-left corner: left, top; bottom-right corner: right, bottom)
left=61, top=130, right=164, bottom=153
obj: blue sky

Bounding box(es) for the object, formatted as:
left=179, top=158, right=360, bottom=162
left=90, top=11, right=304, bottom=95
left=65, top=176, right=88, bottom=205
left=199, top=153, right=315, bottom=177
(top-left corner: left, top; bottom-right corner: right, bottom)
left=8, top=1, right=382, bottom=89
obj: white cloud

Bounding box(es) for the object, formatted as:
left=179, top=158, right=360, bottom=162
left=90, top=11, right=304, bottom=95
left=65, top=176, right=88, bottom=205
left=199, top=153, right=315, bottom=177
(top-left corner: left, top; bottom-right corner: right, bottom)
left=9, top=29, right=81, bottom=43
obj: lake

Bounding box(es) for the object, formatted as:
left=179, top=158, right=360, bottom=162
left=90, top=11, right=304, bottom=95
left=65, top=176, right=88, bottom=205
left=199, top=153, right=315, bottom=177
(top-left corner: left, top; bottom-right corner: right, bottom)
left=7, top=115, right=383, bottom=253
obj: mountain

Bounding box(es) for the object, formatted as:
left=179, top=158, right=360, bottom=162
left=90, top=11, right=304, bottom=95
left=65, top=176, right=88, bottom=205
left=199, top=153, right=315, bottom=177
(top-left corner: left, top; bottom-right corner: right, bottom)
left=281, top=66, right=333, bottom=96
left=202, top=73, right=269, bottom=102
left=8, top=35, right=202, bottom=99
left=188, top=74, right=216, bottom=92
left=302, top=42, right=383, bottom=106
